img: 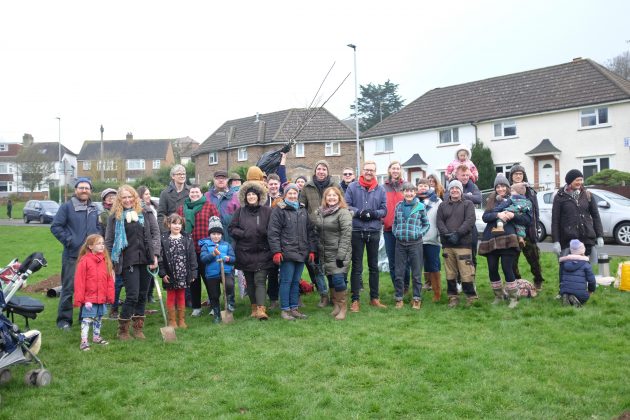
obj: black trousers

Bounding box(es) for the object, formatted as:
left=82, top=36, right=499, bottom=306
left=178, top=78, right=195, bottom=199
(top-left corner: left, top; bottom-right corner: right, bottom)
left=350, top=230, right=381, bottom=302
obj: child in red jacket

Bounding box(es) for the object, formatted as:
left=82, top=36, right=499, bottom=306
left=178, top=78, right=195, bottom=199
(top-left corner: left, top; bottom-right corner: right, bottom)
left=74, top=234, right=115, bottom=351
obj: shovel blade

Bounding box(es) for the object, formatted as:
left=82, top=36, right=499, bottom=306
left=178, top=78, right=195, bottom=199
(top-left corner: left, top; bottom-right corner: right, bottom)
left=221, top=310, right=234, bottom=324
left=160, top=326, right=177, bottom=342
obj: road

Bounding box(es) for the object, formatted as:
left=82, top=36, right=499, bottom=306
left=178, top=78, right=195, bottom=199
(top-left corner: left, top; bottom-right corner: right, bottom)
left=0, top=219, right=50, bottom=228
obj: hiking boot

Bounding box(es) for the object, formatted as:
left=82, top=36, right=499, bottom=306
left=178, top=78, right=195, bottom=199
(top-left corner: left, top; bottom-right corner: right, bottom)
left=395, top=300, right=404, bottom=309
left=250, top=304, right=258, bottom=318
left=568, top=295, right=582, bottom=307
left=369, top=299, right=387, bottom=309
left=448, top=296, right=459, bottom=308
left=131, top=316, right=146, bottom=339
left=411, top=299, right=422, bottom=310
left=317, top=294, right=329, bottom=308
left=350, top=300, right=360, bottom=313
left=290, top=309, right=308, bottom=319
left=256, top=306, right=269, bottom=320
left=117, top=318, right=132, bottom=341
left=281, top=310, right=296, bottom=321
left=465, top=295, right=479, bottom=307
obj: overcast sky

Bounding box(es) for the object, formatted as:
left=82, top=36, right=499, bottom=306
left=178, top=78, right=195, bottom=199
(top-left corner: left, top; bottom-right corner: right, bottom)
left=1, top=0, right=629, bottom=154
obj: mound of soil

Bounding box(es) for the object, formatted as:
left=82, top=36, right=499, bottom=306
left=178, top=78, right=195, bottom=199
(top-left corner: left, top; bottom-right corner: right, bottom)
left=23, top=274, right=61, bottom=294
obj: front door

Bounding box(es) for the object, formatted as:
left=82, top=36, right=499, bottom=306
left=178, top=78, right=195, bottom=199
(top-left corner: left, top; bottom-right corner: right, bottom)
left=538, top=159, right=554, bottom=190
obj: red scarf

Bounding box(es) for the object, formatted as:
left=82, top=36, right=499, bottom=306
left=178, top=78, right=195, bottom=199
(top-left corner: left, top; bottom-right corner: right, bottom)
left=359, top=175, right=377, bottom=191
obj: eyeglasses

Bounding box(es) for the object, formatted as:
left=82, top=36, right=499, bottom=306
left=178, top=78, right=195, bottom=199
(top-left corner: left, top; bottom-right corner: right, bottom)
left=76, top=186, right=91, bottom=191
left=343, top=173, right=353, bottom=176
left=363, top=169, right=375, bottom=173
left=174, top=173, right=186, bottom=176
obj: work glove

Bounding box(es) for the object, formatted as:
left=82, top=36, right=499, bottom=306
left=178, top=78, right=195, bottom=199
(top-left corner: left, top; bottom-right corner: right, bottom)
left=596, top=237, right=604, bottom=248
left=84, top=302, right=93, bottom=310
left=447, top=232, right=460, bottom=246
left=336, top=259, right=344, bottom=268
left=552, top=242, right=562, bottom=256
left=360, top=209, right=374, bottom=221
left=273, top=252, right=283, bottom=265
left=308, top=252, right=316, bottom=264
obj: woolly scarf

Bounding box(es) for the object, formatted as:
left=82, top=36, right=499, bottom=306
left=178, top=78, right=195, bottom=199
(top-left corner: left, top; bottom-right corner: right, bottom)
left=284, top=199, right=299, bottom=210
left=111, top=209, right=144, bottom=263
left=358, top=175, right=377, bottom=191
left=417, top=188, right=438, bottom=211
left=319, top=204, right=339, bottom=217
left=183, top=196, right=206, bottom=233
left=313, top=176, right=331, bottom=195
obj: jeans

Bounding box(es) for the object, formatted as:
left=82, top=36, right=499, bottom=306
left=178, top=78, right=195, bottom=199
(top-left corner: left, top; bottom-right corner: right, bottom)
left=306, top=259, right=328, bottom=296
left=384, top=230, right=410, bottom=289
left=486, top=251, right=518, bottom=284
left=279, top=261, right=304, bottom=310
left=394, top=241, right=423, bottom=300
left=244, top=270, right=269, bottom=306
left=423, top=244, right=441, bottom=273
left=329, top=273, right=347, bottom=292
left=120, top=264, right=150, bottom=319
left=350, top=230, right=381, bottom=302
left=267, top=266, right=279, bottom=301
left=111, top=274, right=124, bottom=312
left=57, top=255, right=77, bottom=327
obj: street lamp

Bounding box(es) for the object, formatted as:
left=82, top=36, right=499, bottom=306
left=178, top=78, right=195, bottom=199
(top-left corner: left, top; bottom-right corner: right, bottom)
left=56, top=117, right=61, bottom=204
left=347, top=43, right=361, bottom=176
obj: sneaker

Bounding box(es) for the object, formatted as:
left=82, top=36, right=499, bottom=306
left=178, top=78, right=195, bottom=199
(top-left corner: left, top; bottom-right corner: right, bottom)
left=395, top=300, right=404, bottom=309
left=411, top=300, right=422, bottom=310
left=290, top=309, right=308, bottom=319
left=561, top=294, right=570, bottom=306
left=191, top=308, right=202, bottom=317
left=92, top=336, right=109, bottom=345
left=80, top=342, right=90, bottom=351
left=568, top=295, right=582, bottom=307
left=281, top=310, right=296, bottom=321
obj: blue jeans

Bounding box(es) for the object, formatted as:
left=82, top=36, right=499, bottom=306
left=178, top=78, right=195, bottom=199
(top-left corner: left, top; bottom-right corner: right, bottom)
left=384, top=230, right=410, bottom=289
left=328, top=273, right=347, bottom=292
left=423, top=244, right=441, bottom=273
left=279, top=261, right=304, bottom=311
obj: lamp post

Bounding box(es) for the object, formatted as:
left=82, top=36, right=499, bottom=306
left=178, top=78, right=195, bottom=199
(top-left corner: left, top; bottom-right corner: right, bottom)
left=347, top=43, right=360, bottom=175
left=56, top=117, right=61, bottom=204
left=100, top=125, right=104, bottom=182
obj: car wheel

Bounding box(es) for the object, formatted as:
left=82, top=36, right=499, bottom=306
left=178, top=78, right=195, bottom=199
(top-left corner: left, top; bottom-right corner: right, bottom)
left=40, top=215, right=45, bottom=224
left=536, top=222, right=546, bottom=242
left=24, top=215, right=29, bottom=224
left=614, top=222, right=630, bottom=246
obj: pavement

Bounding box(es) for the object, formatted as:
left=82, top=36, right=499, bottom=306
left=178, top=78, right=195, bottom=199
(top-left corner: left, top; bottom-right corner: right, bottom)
left=0, top=218, right=50, bottom=227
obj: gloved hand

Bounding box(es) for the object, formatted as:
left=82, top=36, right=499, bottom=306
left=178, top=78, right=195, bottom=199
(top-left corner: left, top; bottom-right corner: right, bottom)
left=336, top=259, right=344, bottom=268
left=447, top=232, right=460, bottom=246
left=213, top=246, right=221, bottom=256
left=308, top=252, right=316, bottom=264
left=552, top=242, right=562, bottom=256
left=84, top=302, right=93, bottom=310
left=273, top=252, right=283, bottom=265
left=596, top=237, right=604, bottom=248
left=223, top=256, right=230, bottom=263
left=360, top=209, right=375, bottom=221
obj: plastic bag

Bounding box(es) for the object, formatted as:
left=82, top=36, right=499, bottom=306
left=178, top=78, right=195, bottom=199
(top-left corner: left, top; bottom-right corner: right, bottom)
left=256, top=143, right=292, bottom=175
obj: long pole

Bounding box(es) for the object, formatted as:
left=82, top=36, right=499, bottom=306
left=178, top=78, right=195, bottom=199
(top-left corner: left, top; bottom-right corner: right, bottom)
left=57, top=117, right=61, bottom=204
left=100, top=125, right=104, bottom=182
left=348, top=44, right=360, bottom=175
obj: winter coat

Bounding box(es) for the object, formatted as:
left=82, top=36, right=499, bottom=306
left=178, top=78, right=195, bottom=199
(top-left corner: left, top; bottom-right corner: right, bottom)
left=443, top=180, right=482, bottom=205
left=559, top=254, right=596, bottom=301
left=445, top=146, right=478, bottom=182
left=417, top=191, right=442, bottom=246
left=73, top=252, right=115, bottom=306
left=268, top=200, right=318, bottom=263
left=344, top=180, right=387, bottom=231
left=51, top=197, right=101, bottom=258
left=551, top=186, right=603, bottom=249
left=104, top=209, right=158, bottom=275
left=299, top=179, right=341, bottom=224
left=478, top=193, right=531, bottom=255
left=158, top=231, right=198, bottom=289
left=199, top=239, right=236, bottom=278
left=229, top=181, right=274, bottom=272
left=393, top=198, right=430, bottom=243
left=205, top=188, right=241, bottom=245
left=176, top=200, right=220, bottom=254
left=382, top=177, right=404, bottom=232
left=436, top=198, right=476, bottom=248
left=158, top=181, right=190, bottom=231
left=508, top=167, right=540, bottom=242
left=313, top=206, right=353, bottom=275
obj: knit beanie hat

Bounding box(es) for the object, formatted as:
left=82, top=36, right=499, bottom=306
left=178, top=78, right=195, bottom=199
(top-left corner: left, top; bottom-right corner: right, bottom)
left=74, top=177, right=93, bottom=189
left=246, top=166, right=265, bottom=182
left=448, top=180, right=463, bottom=194
left=208, top=216, right=224, bottom=235
left=100, top=188, right=117, bottom=200
left=510, top=183, right=526, bottom=195
left=494, top=174, right=510, bottom=189
left=295, top=175, right=308, bottom=184
left=313, top=160, right=330, bottom=175
left=569, top=239, right=585, bottom=255
left=402, top=182, right=416, bottom=191
left=284, top=183, right=299, bottom=196
left=565, top=169, right=584, bottom=185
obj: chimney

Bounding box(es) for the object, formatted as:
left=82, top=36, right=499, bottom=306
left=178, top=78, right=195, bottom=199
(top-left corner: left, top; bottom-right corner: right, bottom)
left=572, top=57, right=583, bottom=62
left=257, top=120, right=266, bottom=144
left=126, top=132, right=133, bottom=141
left=255, top=112, right=260, bottom=123
left=22, top=133, right=34, bottom=147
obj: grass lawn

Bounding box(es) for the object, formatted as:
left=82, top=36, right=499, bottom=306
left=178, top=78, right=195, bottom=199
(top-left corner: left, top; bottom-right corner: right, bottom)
left=0, top=226, right=629, bottom=418
left=0, top=201, right=25, bottom=220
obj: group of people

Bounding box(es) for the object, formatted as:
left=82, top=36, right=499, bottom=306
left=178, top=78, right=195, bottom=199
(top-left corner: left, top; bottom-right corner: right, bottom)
left=49, top=146, right=604, bottom=349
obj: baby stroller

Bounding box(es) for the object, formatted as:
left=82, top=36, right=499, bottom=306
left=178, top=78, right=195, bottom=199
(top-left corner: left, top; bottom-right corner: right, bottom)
left=0, top=252, right=51, bottom=388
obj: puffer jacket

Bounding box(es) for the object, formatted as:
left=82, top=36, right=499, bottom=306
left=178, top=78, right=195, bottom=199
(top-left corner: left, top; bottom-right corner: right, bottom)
left=436, top=198, right=476, bottom=248
left=382, top=177, right=404, bottom=232
left=313, top=206, right=353, bottom=275
left=508, top=166, right=540, bottom=242
left=299, top=178, right=341, bottom=224
left=268, top=200, right=318, bottom=263
left=158, top=231, right=198, bottom=289
left=478, top=193, right=531, bottom=255
left=73, top=252, right=115, bottom=306
left=559, top=254, right=596, bottom=301
left=417, top=190, right=442, bottom=246
left=344, top=179, right=387, bottom=232
left=393, top=198, right=430, bottom=243
left=199, top=239, right=235, bottom=278
left=229, top=181, right=274, bottom=272
left=551, top=186, right=603, bottom=249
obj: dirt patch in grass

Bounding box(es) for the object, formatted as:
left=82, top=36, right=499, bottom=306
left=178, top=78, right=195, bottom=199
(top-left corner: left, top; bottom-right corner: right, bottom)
left=23, top=274, right=61, bottom=293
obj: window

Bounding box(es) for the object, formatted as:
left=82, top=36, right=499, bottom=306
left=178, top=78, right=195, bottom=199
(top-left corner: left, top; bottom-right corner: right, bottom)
left=582, top=156, right=610, bottom=180
left=97, top=160, right=117, bottom=171
left=0, top=181, right=12, bottom=192
left=439, top=128, right=459, bottom=144
left=580, top=107, right=608, bottom=127
left=295, top=143, right=304, bottom=157
left=237, top=147, right=247, bottom=161
left=493, top=120, right=517, bottom=138
left=82, top=161, right=91, bottom=171
left=0, top=163, right=8, bottom=174
left=0, top=144, right=7, bottom=152
left=325, top=142, right=340, bottom=156
left=375, top=137, right=393, bottom=153
left=208, top=152, right=218, bottom=165
left=126, top=160, right=145, bottom=170
left=153, top=160, right=161, bottom=169
left=495, top=164, right=513, bottom=175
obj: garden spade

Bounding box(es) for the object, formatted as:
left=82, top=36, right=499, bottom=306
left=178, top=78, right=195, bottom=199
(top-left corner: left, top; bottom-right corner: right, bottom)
left=219, top=260, right=234, bottom=324
left=147, top=267, right=176, bottom=342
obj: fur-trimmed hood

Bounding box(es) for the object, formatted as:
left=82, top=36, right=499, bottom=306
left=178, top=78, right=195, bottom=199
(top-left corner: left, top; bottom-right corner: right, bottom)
left=238, top=181, right=268, bottom=207
left=454, top=145, right=471, bottom=160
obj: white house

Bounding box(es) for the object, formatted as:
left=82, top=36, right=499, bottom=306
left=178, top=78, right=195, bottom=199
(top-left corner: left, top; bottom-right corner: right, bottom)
left=362, top=58, right=630, bottom=190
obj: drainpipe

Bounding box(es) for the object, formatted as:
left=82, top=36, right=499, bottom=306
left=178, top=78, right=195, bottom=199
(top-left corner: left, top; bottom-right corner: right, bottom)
left=470, top=121, right=479, bottom=145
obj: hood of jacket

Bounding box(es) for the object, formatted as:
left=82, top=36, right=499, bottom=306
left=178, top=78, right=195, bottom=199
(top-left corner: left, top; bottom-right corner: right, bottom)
left=508, top=164, right=529, bottom=184
left=238, top=181, right=268, bottom=207
left=560, top=259, right=590, bottom=273
left=454, top=145, right=471, bottom=160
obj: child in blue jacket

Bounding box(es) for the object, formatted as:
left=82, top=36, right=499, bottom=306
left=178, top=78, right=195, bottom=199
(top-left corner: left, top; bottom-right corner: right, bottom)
left=200, top=216, right=236, bottom=323
left=558, top=239, right=596, bottom=307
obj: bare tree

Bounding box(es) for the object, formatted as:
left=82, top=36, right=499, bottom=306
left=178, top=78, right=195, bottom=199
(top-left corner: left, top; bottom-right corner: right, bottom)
left=16, top=146, right=56, bottom=195
left=605, top=47, right=630, bottom=80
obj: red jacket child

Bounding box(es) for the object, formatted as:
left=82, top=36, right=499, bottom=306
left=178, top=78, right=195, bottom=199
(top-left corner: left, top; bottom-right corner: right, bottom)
left=73, top=252, right=115, bottom=307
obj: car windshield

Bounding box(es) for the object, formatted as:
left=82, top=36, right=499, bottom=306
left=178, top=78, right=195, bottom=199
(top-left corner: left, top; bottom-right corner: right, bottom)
left=598, top=190, right=630, bottom=206
left=42, top=202, right=59, bottom=211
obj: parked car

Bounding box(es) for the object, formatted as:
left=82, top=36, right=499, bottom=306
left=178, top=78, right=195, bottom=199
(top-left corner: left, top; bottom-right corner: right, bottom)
left=22, top=200, right=59, bottom=224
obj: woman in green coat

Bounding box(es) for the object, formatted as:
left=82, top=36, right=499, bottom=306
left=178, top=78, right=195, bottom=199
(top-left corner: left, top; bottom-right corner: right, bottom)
left=314, top=187, right=353, bottom=320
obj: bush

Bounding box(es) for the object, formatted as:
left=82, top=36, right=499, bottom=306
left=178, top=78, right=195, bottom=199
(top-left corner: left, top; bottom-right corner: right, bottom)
left=471, top=140, right=495, bottom=190
left=586, top=169, right=630, bottom=186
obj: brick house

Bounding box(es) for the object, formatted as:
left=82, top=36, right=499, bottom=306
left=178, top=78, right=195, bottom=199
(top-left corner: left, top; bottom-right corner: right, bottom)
left=77, top=133, right=175, bottom=183
left=193, top=108, right=357, bottom=185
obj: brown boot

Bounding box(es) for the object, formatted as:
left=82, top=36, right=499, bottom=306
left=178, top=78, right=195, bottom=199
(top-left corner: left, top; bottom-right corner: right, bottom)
left=430, top=272, right=442, bottom=303
left=350, top=300, right=360, bottom=313
left=411, top=299, right=422, bottom=310
left=334, top=290, right=347, bottom=320
left=330, top=291, right=340, bottom=317
left=131, top=316, right=146, bottom=339
left=177, top=307, right=188, bottom=329
left=370, top=298, right=387, bottom=308
left=117, top=318, right=132, bottom=341
left=256, top=306, right=269, bottom=320
left=250, top=304, right=258, bottom=318
left=448, top=295, right=459, bottom=308
left=167, top=307, right=178, bottom=328
left=317, top=294, right=329, bottom=308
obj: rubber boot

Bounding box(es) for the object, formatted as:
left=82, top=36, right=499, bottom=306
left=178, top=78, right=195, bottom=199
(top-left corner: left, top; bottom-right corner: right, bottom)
left=213, top=306, right=222, bottom=324
left=177, top=307, right=188, bottom=329
left=317, top=294, right=329, bottom=308
left=330, top=291, right=340, bottom=317
left=334, top=290, right=347, bottom=320
left=350, top=300, right=360, bottom=313
left=430, top=272, right=441, bottom=302
left=492, top=288, right=505, bottom=305
left=256, top=306, right=269, bottom=320
left=167, top=307, right=178, bottom=328
left=250, top=304, right=258, bottom=318
left=131, top=316, right=146, bottom=340
left=507, top=286, right=519, bottom=309
left=117, top=318, right=132, bottom=341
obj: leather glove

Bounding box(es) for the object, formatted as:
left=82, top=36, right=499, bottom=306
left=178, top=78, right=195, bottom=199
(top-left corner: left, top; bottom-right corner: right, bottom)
left=273, top=252, right=283, bottom=265
left=361, top=209, right=375, bottom=221
left=84, top=302, right=93, bottom=310
left=336, top=259, right=344, bottom=268
left=447, top=232, right=460, bottom=246
left=552, top=242, right=562, bottom=256
left=596, top=237, right=604, bottom=248
left=308, top=252, right=316, bottom=264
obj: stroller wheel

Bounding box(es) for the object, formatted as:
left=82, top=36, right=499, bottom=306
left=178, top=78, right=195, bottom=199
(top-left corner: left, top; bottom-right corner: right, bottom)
left=24, top=370, right=37, bottom=386
left=35, top=369, right=51, bottom=387
left=0, top=368, right=12, bottom=384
